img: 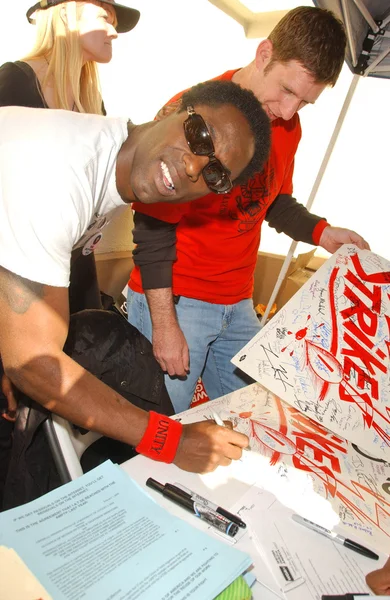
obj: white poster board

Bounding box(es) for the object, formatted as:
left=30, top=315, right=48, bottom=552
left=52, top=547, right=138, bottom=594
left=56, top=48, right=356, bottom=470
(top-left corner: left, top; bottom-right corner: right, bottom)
left=232, top=245, right=390, bottom=458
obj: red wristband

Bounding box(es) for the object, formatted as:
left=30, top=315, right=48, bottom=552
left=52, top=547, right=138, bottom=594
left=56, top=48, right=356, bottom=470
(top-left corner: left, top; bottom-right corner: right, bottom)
left=136, top=411, right=183, bottom=463
left=312, top=219, right=329, bottom=246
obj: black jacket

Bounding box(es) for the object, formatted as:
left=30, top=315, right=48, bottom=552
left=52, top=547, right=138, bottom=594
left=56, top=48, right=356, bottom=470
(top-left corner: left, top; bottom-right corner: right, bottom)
left=1, top=310, right=174, bottom=511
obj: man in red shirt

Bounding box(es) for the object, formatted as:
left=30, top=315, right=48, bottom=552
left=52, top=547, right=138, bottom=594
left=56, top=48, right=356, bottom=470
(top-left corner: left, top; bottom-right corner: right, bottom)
left=127, top=6, right=370, bottom=413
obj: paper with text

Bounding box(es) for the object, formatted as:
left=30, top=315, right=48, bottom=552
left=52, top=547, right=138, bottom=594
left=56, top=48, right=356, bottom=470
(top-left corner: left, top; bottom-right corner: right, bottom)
left=0, top=462, right=251, bottom=600
left=231, top=486, right=386, bottom=600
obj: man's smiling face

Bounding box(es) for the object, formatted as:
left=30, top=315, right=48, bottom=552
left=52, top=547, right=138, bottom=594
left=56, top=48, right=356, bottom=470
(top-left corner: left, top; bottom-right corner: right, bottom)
left=128, top=103, right=255, bottom=204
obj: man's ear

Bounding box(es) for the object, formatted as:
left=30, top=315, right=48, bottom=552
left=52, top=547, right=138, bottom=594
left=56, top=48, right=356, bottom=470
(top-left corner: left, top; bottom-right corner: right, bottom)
left=255, top=39, right=273, bottom=71
left=155, top=99, right=182, bottom=122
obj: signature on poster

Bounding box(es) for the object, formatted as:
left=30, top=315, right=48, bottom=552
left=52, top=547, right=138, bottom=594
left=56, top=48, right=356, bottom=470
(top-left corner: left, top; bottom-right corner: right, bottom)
left=232, top=246, right=390, bottom=458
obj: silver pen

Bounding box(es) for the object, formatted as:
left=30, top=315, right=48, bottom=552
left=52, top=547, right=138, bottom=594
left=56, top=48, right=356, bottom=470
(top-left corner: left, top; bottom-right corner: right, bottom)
left=292, top=514, right=379, bottom=560
left=211, top=410, right=225, bottom=427
left=175, top=483, right=246, bottom=528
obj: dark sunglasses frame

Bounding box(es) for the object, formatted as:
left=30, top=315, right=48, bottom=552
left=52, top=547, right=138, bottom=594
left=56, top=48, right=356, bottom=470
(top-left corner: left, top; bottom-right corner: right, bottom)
left=183, top=106, right=233, bottom=194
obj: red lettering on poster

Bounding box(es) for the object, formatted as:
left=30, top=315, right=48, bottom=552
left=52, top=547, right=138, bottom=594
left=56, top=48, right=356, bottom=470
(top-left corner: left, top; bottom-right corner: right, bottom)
left=341, top=332, right=386, bottom=376
left=343, top=356, right=379, bottom=399
left=351, top=253, right=390, bottom=286
left=342, top=284, right=379, bottom=336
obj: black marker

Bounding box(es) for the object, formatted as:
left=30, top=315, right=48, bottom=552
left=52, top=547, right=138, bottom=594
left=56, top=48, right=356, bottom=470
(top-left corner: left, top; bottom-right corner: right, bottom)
left=321, top=595, right=370, bottom=600
left=175, top=483, right=246, bottom=529
left=292, top=515, right=379, bottom=560
left=146, top=478, right=239, bottom=537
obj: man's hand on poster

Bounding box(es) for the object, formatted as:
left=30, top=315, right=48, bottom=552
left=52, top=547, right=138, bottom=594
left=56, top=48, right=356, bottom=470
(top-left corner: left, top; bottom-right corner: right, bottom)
left=366, top=556, right=390, bottom=595
left=152, top=321, right=190, bottom=377
left=319, top=225, right=370, bottom=254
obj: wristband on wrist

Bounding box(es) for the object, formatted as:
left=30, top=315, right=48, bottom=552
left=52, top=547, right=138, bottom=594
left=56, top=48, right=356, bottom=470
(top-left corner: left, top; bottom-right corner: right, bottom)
left=312, top=219, right=329, bottom=246
left=136, top=411, right=183, bottom=463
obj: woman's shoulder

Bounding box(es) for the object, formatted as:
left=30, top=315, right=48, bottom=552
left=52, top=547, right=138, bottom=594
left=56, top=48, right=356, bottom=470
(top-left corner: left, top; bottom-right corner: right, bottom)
left=0, top=60, right=34, bottom=79
left=0, top=61, right=44, bottom=108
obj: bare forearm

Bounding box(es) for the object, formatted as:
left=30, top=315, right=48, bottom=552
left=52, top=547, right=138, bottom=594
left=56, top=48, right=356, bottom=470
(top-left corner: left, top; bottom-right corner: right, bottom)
left=5, top=351, right=148, bottom=446
left=145, top=287, right=177, bottom=327
left=0, top=266, right=148, bottom=445
left=145, top=288, right=189, bottom=376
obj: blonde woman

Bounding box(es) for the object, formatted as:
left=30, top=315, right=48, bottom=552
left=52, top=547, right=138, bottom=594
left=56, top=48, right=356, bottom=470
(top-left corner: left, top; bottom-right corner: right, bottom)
left=0, top=1, right=139, bottom=113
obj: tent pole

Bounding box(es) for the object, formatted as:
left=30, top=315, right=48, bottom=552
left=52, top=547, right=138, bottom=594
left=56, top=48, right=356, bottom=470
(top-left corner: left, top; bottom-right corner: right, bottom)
left=341, top=0, right=359, bottom=65
left=260, top=74, right=360, bottom=326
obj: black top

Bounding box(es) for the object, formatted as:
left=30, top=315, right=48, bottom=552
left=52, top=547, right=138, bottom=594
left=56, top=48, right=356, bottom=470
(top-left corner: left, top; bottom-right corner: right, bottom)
left=0, top=61, right=48, bottom=108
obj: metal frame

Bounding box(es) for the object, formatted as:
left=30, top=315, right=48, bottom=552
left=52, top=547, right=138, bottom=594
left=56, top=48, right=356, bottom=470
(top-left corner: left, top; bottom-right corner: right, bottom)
left=42, top=417, right=73, bottom=485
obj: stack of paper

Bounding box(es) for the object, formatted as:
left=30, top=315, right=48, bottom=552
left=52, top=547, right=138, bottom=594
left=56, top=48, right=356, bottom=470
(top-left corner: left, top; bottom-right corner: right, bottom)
left=0, top=461, right=252, bottom=600
left=229, top=486, right=384, bottom=600
left=0, top=546, right=53, bottom=600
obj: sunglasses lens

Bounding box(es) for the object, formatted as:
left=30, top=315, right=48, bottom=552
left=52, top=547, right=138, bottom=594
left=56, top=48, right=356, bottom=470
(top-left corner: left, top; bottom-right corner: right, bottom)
left=184, top=114, right=214, bottom=155
left=184, top=109, right=232, bottom=194
left=203, top=161, right=232, bottom=194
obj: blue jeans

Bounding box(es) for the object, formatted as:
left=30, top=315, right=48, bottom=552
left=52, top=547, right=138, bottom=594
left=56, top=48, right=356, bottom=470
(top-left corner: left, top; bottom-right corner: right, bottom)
left=127, top=290, right=260, bottom=413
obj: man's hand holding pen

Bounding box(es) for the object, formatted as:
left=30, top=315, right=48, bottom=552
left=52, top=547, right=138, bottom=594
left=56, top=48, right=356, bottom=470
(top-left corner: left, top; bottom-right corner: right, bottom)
left=173, top=420, right=249, bottom=473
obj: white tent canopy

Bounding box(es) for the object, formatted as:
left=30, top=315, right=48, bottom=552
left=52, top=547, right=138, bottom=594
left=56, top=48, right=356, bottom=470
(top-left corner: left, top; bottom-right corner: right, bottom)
left=209, top=0, right=390, bottom=78
left=315, top=0, right=390, bottom=79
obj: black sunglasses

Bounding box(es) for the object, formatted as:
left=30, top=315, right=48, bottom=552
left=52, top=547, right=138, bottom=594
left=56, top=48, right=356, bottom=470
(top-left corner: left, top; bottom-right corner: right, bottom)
left=183, top=106, right=233, bottom=194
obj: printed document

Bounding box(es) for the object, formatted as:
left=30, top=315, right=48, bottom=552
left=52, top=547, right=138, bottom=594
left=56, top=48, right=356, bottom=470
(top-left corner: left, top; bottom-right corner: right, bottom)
left=231, top=485, right=388, bottom=600
left=0, top=461, right=251, bottom=600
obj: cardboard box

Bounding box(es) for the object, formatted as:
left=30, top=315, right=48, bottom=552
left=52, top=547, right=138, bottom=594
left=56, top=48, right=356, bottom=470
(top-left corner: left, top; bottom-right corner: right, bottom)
left=253, top=249, right=327, bottom=313
left=252, top=251, right=289, bottom=307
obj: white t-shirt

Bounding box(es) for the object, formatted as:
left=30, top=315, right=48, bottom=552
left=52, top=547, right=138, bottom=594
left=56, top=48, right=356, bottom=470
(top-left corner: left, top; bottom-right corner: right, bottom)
left=0, top=106, right=129, bottom=287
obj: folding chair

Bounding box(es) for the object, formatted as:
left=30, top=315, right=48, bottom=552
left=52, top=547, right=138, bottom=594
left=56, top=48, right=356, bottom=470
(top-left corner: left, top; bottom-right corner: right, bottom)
left=43, top=414, right=102, bottom=483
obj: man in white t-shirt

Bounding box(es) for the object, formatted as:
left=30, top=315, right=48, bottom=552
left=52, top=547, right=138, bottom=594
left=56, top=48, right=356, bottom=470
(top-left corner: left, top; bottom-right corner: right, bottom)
left=0, top=79, right=271, bottom=474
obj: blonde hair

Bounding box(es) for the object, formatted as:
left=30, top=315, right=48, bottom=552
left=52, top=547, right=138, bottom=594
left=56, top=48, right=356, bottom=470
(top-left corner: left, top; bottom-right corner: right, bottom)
left=23, top=1, right=107, bottom=114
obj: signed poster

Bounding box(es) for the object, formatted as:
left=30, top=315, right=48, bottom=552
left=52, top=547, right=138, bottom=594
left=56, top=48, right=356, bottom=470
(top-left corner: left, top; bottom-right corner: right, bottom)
left=182, top=383, right=390, bottom=554
left=232, top=245, right=390, bottom=459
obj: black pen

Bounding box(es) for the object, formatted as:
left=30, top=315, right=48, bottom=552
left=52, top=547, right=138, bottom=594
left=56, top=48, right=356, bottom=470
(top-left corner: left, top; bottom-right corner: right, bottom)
left=321, top=595, right=370, bottom=600
left=146, top=478, right=239, bottom=537
left=175, top=483, right=246, bottom=529
left=292, top=514, right=379, bottom=560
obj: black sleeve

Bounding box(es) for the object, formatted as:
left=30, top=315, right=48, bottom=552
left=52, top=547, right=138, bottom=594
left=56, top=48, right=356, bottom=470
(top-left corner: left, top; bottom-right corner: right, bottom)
left=265, top=194, right=326, bottom=245
left=0, top=62, right=44, bottom=108
left=132, top=212, right=177, bottom=289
